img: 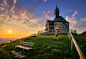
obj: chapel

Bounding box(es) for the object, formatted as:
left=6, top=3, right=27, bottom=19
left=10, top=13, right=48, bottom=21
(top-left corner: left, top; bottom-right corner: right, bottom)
left=45, top=4, right=69, bottom=33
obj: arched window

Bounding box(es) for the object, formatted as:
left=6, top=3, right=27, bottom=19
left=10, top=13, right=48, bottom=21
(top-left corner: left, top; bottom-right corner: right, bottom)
left=62, top=24, right=67, bottom=28
left=55, top=23, right=57, bottom=26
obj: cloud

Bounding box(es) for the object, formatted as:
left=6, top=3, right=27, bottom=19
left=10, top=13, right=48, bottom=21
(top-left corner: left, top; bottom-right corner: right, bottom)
left=23, top=8, right=34, bottom=19
left=29, top=16, right=42, bottom=24
left=0, top=0, right=45, bottom=34
left=20, top=20, right=27, bottom=25
left=24, top=24, right=35, bottom=28
left=66, top=10, right=86, bottom=33
left=0, top=7, right=5, bottom=10
left=0, top=4, right=4, bottom=6
left=0, top=13, right=6, bottom=20
left=0, top=17, right=2, bottom=20
left=4, top=0, right=12, bottom=6
left=43, top=10, right=54, bottom=20
left=72, top=10, right=78, bottom=17
left=8, top=20, right=13, bottom=23
left=31, top=0, right=45, bottom=8
left=80, top=18, right=86, bottom=21
left=66, top=10, right=78, bottom=29
left=8, top=14, right=13, bottom=19
left=12, top=6, right=22, bottom=19
left=66, top=16, right=77, bottom=25
left=0, top=24, right=7, bottom=27
left=66, top=9, right=73, bottom=12
left=13, top=0, right=17, bottom=4
left=44, top=0, right=47, bottom=2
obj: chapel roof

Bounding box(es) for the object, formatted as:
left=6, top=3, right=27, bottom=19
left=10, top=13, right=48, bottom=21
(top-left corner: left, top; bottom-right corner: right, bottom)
left=47, top=20, right=54, bottom=25
left=53, top=16, right=69, bottom=23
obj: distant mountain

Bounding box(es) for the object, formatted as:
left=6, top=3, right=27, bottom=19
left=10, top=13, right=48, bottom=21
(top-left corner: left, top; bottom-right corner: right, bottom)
left=0, top=38, right=19, bottom=44
left=79, top=31, right=86, bottom=37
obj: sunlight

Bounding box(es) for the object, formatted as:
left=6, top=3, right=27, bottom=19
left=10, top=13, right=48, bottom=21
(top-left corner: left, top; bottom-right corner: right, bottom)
left=8, top=30, right=11, bottom=33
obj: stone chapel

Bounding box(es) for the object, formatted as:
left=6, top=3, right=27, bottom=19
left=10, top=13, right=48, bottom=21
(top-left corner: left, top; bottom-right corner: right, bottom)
left=45, top=5, right=69, bottom=33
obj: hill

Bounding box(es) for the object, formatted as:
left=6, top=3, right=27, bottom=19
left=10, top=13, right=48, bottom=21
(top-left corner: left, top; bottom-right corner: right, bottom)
left=0, top=34, right=80, bottom=59
left=73, top=33, right=86, bottom=56
left=79, top=31, right=86, bottom=37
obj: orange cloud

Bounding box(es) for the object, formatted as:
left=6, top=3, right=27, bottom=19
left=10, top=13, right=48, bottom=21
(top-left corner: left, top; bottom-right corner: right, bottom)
left=44, top=0, right=47, bottom=2
left=66, top=10, right=78, bottom=29
left=13, top=0, right=17, bottom=4
left=43, top=10, right=54, bottom=20
left=0, top=7, right=5, bottom=10
left=4, top=0, right=12, bottom=6
left=66, top=9, right=73, bottom=12
left=0, top=4, right=4, bottom=6
left=80, top=18, right=86, bottom=21
left=31, top=0, right=45, bottom=8
left=72, top=10, right=78, bottom=17
left=0, top=24, right=7, bottom=28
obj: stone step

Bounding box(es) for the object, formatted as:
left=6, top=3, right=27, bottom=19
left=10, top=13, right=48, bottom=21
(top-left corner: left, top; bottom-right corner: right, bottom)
left=11, top=50, right=25, bottom=58
left=15, top=45, right=33, bottom=50
left=20, top=42, right=34, bottom=44
left=20, top=43, right=34, bottom=47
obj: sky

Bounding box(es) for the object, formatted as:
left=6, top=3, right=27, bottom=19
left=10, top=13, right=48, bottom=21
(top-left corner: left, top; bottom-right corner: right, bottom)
left=0, top=0, right=86, bottom=38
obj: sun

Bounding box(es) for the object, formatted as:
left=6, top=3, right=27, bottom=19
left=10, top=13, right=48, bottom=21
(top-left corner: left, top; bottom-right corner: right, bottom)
left=8, top=30, right=11, bottom=33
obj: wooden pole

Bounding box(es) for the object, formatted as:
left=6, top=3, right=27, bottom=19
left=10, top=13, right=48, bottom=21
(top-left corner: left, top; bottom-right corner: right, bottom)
left=71, top=39, right=73, bottom=50
left=70, top=32, right=86, bottom=59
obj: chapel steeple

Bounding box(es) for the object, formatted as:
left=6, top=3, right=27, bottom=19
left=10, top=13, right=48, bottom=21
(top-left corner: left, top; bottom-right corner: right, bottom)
left=55, top=3, right=59, bottom=19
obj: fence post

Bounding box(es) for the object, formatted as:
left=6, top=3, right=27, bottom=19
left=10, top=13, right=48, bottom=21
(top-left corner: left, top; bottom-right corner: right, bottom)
left=69, top=34, right=71, bottom=39
left=69, top=32, right=71, bottom=39
left=71, top=39, right=73, bottom=50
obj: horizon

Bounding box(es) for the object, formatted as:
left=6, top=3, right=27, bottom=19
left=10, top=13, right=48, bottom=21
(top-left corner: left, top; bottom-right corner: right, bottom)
left=0, top=0, right=86, bottom=38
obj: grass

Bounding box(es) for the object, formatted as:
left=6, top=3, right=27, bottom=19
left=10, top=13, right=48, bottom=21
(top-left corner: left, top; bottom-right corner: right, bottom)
left=0, top=34, right=79, bottom=59
left=73, top=33, right=86, bottom=56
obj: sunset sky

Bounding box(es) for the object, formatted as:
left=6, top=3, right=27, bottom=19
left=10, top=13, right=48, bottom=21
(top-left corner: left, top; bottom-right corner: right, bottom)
left=0, top=0, right=86, bottom=38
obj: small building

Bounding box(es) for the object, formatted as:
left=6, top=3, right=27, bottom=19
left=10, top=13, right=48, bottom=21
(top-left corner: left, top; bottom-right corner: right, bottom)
left=45, top=5, right=69, bottom=33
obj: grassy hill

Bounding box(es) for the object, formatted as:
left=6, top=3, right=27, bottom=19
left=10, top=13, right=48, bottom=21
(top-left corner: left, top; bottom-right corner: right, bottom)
left=79, top=31, right=86, bottom=37
left=0, top=34, right=80, bottom=59
left=73, top=33, right=86, bottom=56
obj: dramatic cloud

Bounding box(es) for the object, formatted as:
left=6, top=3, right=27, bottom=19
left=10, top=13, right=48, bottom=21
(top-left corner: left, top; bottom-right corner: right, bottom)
left=80, top=18, right=86, bottom=21
left=66, top=10, right=78, bottom=29
left=66, top=9, right=73, bottom=12
left=29, top=16, right=42, bottom=24
left=72, top=10, right=78, bottom=17
left=66, top=10, right=86, bottom=33
left=43, top=10, right=54, bottom=20
left=4, top=0, right=12, bottom=6
left=0, top=17, right=2, bottom=20
left=0, top=0, right=46, bottom=36
left=0, top=13, right=6, bottom=20
left=13, top=0, right=17, bottom=4
left=20, top=20, right=27, bottom=25
left=0, top=4, right=4, bottom=6
left=0, top=7, right=5, bottom=10
left=12, top=6, right=23, bottom=18
left=23, top=8, right=34, bottom=19
left=31, top=0, right=45, bottom=8
left=44, top=0, right=47, bottom=2
left=0, top=24, right=7, bottom=28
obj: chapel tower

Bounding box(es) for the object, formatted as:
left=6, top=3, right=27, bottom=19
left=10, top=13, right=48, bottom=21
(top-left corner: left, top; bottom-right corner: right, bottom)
left=45, top=4, right=69, bottom=33
left=55, top=4, right=59, bottom=19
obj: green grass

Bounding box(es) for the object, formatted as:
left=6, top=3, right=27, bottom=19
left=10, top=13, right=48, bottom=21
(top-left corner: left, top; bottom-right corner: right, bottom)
left=73, top=33, right=86, bottom=56
left=0, top=34, right=79, bottom=59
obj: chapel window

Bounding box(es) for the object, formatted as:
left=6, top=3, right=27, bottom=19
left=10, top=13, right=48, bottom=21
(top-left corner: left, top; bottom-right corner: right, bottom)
left=62, top=24, right=67, bottom=28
